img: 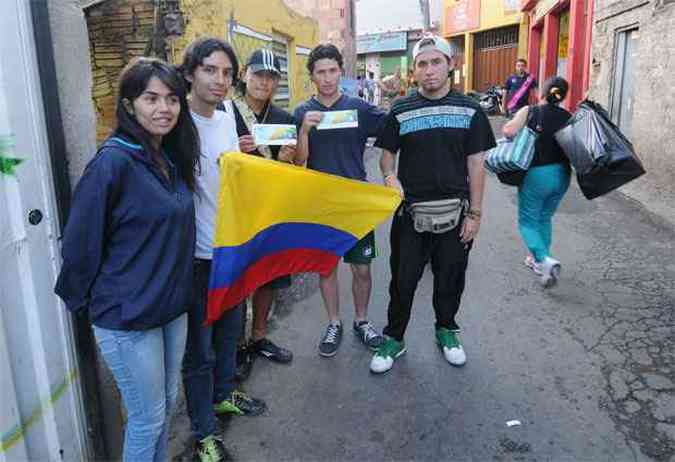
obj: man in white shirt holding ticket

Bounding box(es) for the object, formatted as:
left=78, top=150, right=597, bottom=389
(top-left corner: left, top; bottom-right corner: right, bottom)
left=292, top=44, right=387, bottom=358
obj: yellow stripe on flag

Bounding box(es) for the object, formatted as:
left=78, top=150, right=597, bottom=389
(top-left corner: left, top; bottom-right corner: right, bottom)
left=213, top=153, right=401, bottom=247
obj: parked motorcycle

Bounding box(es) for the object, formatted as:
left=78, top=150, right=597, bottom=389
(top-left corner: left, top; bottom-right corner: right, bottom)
left=468, top=86, right=503, bottom=115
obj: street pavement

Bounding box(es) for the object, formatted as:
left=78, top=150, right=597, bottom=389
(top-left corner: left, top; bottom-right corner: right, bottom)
left=170, top=119, right=675, bottom=461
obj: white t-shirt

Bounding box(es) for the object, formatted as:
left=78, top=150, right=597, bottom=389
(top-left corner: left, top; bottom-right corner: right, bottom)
left=192, top=105, right=239, bottom=259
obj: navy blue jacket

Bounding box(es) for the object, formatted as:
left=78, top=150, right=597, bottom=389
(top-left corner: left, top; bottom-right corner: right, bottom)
left=55, top=136, right=195, bottom=330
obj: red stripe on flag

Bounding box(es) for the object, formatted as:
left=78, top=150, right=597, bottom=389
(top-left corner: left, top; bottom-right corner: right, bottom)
left=206, top=248, right=340, bottom=324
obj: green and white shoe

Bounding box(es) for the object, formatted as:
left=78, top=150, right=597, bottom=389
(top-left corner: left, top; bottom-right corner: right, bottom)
left=193, top=434, right=231, bottom=462
left=214, top=390, right=266, bottom=417
left=436, top=328, right=466, bottom=366
left=370, top=337, right=406, bottom=374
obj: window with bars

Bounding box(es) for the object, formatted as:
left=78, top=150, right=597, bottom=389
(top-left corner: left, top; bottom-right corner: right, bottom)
left=271, top=35, right=290, bottom=109
left=474, top=26, right=519, bottom=50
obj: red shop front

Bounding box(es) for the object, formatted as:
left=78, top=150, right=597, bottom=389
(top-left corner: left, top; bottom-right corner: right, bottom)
left=521, top=0, right=593, bottom=110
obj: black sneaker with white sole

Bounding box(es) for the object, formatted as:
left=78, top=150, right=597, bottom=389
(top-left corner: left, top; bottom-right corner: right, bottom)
left=353, top=321, right=385, bottom=350
left=318, top=322, right=343, bottom=357
left=252, top=338, right=293, bottom=363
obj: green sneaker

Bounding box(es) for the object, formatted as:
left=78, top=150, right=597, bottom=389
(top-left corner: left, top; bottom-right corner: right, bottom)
left=194, top=434, right=231, bottom=462
left=436, top=328, right=466, bottom=366
left=214, top=390, right=266, bottom=417
left=369, top=337, right=406, bottom=374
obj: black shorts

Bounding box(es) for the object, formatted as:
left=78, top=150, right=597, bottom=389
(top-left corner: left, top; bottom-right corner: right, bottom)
left=262, top=275, right=292, bottom=290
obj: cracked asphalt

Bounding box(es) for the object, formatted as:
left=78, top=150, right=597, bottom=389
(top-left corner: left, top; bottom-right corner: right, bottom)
left=170, top=119, right=675, bottom=461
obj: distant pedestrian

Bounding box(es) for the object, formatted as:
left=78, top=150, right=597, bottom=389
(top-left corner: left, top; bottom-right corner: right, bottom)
left=365, top=71, right=377, bottom=104
left=55, top=57, right=200, bottom=461
left=292, top=44, right=387, bottom=358
left=501, top=58, right=537, bottom=117
left=231, top=48, right=296, bottom=379
left=378, top=67, right=402, bottom=109
left=372, top=34, right=496, bottom=374
left=502, top=76, right=572, bottom=288
left=357, top=75, right=365, bottom=99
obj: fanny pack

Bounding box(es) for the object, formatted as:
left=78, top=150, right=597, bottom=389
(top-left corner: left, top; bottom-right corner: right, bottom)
left=407, top=199, right=467, bottom=234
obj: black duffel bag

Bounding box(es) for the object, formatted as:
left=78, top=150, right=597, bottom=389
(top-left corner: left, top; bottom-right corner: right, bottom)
left=555, top=100, right=645, bottom=200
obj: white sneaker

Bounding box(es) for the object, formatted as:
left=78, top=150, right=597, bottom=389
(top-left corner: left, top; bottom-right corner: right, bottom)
left=436, top=328, right=467, bottom=366
left=369, top=338, right=406, bottom=374
left=524, top=255, right=543, bottom=275
left=442, top=344, right=467, bottom=366
left=540, top=257, right=561, bottom=288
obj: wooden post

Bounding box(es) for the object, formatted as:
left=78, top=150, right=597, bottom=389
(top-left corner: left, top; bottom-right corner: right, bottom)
left=542, top=12, right=560, bottom=83
left=582, top=0, right=595, bottom=97
left=566, top=0, right=588, bottom=110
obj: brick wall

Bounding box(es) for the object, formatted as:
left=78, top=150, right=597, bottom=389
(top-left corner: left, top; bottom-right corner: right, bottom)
left=85, top=0, right=156, bottom=142
left=589, top=0, right=675, bottom=224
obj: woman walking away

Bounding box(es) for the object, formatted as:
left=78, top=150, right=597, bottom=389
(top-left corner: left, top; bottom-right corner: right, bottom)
left=55, top=57, right=200, bottom=461
left=502, top=76, right=572, bottom=288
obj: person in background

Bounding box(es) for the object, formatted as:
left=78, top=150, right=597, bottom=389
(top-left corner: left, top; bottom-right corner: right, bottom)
left=231, top=48, right=296, bottom=380
left=501, top=58, right=537, bottom=117
left=502, top=76, right=572, bottom=288
left=357, top=75, right=365, bottom=99
left=365, top=71, right=377, bottom=104
left=179, top=37, right=266, bottom=462
left=406, top=68, right=417, bottom=93
left=292, top=44, right=387, bottom=358
left=378, top=67, right=402, bottom=109
left=55, top=57, right=199, bottom=461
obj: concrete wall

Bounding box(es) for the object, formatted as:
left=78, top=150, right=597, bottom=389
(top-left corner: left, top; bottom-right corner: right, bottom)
left=48, top=1, right=97, bottom=181
left=588, top=0, right=675, bottom=225
left=48, top=2, right=121, bottom=459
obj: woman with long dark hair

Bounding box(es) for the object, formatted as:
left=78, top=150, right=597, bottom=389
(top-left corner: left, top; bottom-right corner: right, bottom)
left=55, top=57, right=199, bottom=461
left=503, top=76, right=572, bottom=288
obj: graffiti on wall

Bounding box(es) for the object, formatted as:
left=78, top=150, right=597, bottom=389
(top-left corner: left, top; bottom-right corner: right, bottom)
left=0, top=135, right=23, bottom=176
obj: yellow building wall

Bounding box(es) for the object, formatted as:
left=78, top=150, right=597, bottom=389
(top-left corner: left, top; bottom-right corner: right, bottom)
left=443, top=0, right=529, bottom=92
left=443, top=0, right=524, bottom=36
left=177, top=0, right=319, bottom=110
left=478, top=0, right=522, bottom=31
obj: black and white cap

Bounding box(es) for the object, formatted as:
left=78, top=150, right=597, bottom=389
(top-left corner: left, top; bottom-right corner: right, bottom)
left=247, top=48, right=282, bottom=76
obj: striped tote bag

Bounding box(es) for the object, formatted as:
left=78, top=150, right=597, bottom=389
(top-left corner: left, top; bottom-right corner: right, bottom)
left=484, top=126, right=538, bottom=174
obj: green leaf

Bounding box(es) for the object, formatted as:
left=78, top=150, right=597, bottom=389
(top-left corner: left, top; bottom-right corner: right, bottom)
left=0, top=156, right=23, bottom=176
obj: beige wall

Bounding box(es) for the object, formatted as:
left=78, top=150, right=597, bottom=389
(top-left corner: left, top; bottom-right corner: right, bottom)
left=283, top=0, right=357, bottom=76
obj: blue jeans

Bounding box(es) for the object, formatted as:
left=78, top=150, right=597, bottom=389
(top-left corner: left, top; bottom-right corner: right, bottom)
left=182, top=259, right=243, bottom=440
left=93, top=314, right=187, bottom=462
left=518, top=163, right=571, bottom=262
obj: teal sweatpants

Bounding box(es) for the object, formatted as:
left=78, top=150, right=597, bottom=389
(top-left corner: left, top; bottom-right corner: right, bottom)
left=517, top=163, right=571, bottom=263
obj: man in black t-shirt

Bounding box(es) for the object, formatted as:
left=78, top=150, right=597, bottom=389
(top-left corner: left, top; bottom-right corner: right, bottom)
left=502, top=58, right=537, bottom=117
left=371, top=34, right=496, bottom=374
left=230, top=49, right=295, bottom=379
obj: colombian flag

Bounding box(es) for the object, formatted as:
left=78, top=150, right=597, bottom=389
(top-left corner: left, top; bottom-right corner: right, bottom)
left=206, top=153, right=401, bottom=324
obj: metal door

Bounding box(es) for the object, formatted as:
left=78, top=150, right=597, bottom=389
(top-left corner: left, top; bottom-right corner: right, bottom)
left=0, top=1, right=89, bottom=460
left=473, top=26, right=519, bottom=92
left=610, top=28, right=638, bottom=138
